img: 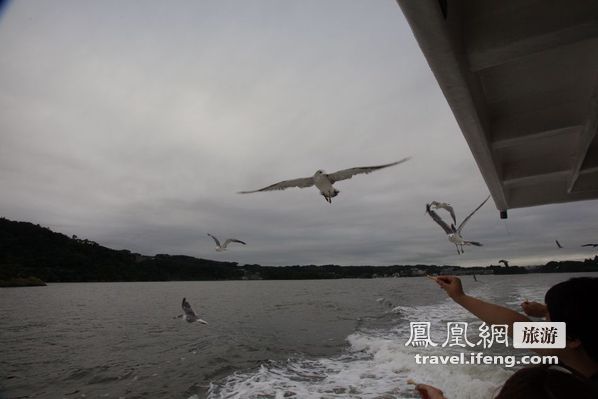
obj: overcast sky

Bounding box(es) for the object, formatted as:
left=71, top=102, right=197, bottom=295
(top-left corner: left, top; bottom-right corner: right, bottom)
left=1, top=0, right=597, bottom=267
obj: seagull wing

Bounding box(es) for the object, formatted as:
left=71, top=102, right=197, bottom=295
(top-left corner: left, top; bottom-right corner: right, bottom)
left=555, top=240, right=563, bottom=248
left=448, top=207, right=456, bottom=226
left=207, top=233, right=221, bottom=247
left=238, top=176, right=314, bottom=193
left=326, top=157, right=411, bottom=184
left=222, top=239, right=247, bottom=248
left=182, top=298, right=197, bottom=318
left=431, top=202, right=457, bottom=225
left=426, top=204, right=454, bottom=235
left=457, top=195, right=490, bottom=234
left=581, top=243, right=598, bottom=247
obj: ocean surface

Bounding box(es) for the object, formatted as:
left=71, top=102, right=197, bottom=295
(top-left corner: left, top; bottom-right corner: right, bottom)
left=1, top=272, right=594, bottom=399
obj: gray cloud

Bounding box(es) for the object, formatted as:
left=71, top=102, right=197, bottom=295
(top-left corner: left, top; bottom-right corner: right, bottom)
left=1, top=0, right=597, bottom=268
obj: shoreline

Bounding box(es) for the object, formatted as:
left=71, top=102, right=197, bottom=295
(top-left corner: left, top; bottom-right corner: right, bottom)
left=0, top=277, right=47, bottom=287
left=3, top=270, right=596, bottom=286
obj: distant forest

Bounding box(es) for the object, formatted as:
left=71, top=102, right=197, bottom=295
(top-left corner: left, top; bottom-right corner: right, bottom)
left=1, top=217, right=597, bottom=285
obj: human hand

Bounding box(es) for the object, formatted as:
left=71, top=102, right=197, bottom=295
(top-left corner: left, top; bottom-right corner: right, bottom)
left=415, top=383, right=446, bottom=399
left=521, top=301, right=548, bottom=318
left=435, top=276, right=465, bottom=300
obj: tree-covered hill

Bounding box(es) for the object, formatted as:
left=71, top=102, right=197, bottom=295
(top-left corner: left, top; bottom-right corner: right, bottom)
left=1, top=217, right=597, bottom=285
left=0, top=217, right=241, bottom=282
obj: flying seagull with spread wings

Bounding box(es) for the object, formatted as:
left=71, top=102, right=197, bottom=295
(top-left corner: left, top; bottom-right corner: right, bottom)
left=498, top=259, right=509, bottom=267
left=208, top=233, right=246, bottom=252
left=175, top=298, right=208, bottom=324
left=238, top=157, right=411, bottom=203
left=426, top=195, right=490, bottom=254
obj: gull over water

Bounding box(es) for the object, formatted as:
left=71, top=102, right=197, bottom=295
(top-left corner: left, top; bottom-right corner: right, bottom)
left=238, top=157, right=411, bottom=203
left=176, top=298, right=208, bottom=324
left=426, top=195, right=490, bottom=255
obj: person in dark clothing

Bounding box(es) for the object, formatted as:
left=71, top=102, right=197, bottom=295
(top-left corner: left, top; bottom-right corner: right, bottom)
left=417, top=276, right=598, bottom=397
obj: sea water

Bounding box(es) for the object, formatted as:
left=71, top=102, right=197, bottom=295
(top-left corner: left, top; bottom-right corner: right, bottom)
left=1, top=272, right=592, bottom=398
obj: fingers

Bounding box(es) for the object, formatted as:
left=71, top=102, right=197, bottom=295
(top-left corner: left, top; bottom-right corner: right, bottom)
left=436, top=275, right=457, bottom=283
left=415, top=384, right=431, bottom=399
left=436, top=278, right=449, bottom=286
left=428, top=276, right=465, bottom=300
left=435, top=276, right=456, bottom=289
left=426, top=275, right=446, bottom=290
left=523, top=300, right=545, bottom=307
left=416, top=386, right=431, bottom=399
left=415, top=384, right=444, bottom=399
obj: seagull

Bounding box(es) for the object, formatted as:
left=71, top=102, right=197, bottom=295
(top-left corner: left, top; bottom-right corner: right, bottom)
left=376, top=297, right=394, bottom=309
left=498, top=259, right=509, bottom=267
left=582, top=243, right=598, bottom=248
left=175, top=298, right=208, bottom=324
left=428, top=201, right=457, bottom=225
left=207, top=233, right=246, bottom=252
left=426, top=195, right=490, bottom=254
left=555, top=240, right=563, bottom=249
left=238, top=158, right=411, bottom=203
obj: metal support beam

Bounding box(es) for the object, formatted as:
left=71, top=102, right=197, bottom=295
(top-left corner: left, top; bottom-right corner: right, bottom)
left=396, top=0, right=508, bottom=212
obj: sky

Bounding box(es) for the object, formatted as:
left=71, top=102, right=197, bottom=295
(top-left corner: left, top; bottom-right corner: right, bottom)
left=1, top=0, right=597, bottom=267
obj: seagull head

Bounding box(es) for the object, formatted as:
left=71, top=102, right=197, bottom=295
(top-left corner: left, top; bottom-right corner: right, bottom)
left=315, top=169, right=325, bottom=176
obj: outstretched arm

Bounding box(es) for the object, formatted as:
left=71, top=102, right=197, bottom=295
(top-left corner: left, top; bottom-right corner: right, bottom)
left=435, top=276, right=530, bottom=331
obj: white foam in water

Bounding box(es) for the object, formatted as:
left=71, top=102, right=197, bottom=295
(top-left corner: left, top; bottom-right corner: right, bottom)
left=206, top=330, right=511, bottom=398
left=206, top=294, right=514, bottom=399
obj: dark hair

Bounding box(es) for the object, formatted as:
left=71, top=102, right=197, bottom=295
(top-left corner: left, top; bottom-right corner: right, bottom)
left=545, top=277, right=598, bottom=362
left=495, top=366, right=596, bottom=399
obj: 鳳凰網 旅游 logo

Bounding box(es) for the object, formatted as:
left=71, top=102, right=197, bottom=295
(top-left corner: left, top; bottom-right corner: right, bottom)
left=404, top=321, right=562, bottom=367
